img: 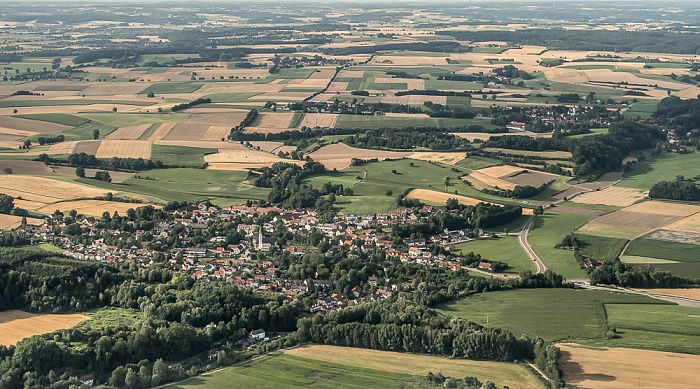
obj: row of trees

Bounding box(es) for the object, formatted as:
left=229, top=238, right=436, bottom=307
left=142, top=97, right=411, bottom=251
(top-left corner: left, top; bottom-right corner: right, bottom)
left=649, top=180, right=700, bottom=201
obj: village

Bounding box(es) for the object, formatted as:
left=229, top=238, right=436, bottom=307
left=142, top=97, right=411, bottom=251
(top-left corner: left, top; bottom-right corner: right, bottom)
left=9, top=202, right=501, bottom=314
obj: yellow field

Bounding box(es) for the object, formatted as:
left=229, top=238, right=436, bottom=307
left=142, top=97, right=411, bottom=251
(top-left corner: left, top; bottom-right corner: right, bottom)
left=36, top=200, right=147, bottom=217
left=0, top=310, right=89, bottom=346
left=407, top=188, right=534, bottom=215
left=95, top=140, right=152, bottom=159
left=0, top=175, right=107, bottom=206
left=147, top=122, right=176, bottom=141
left=105, top=123, right=151, bottom=140
left=468, top=170, right=517, bottom=190
left=664, top=212, right=700, bottom=233
left=631, top=288, right=700, bottom=299
left=410, top=152, right=465, bottom=165
left=285, top=345, right=543, bottom=389
left=571, top=186, right=647, bottom=207
left=309, top=143, right=410, bottom=170
left=202, top=126, right=231, bottom=141
left=252, top=112, right=295, bottom=128
left=374, top=77, right=425, bottom=89
left=0, top=214, right=44, bottom=230
left=299, top=113, right=338, bottom=128
left=623, top=200, right=700, bottom=217
left=380, top=95, right=448, bottom=105
left=559, top=343, right=700, bottom=389
left=47, top=141, right=79, bottom=154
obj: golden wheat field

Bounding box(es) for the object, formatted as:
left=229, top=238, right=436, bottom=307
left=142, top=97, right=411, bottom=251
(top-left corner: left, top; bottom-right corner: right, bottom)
left=0, top=214, right=44, bottom=229
left=105, top=123, right=151, bottom=140
left=0, top=310, right=89, bottom=346
left=95, top=140, right=152, bottom=159
left=0, top=175, right=107, bottom=206
left=35, top=200, right=146, bottom=217
left=407, top=188, right=535, bottom=215
left=571, top=186, right=647, bottom=207
left=298, top=113, right=338, bottom=128
left=559, top=344, right=700, bottom=389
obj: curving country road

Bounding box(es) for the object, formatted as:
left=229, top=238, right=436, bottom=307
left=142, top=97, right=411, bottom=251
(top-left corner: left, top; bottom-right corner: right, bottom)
left=518, top=215, right=547, bottom=274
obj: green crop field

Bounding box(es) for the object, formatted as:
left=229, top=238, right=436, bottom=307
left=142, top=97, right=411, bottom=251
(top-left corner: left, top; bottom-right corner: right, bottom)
left=151, top=146, right=215, bottom=167
left=204, top=92, right=264, bottom=102
left=307, top=159, right=517, bottom=212
left=652, top=262, right=700, bottom=280
left=437, top=289, right=670, bottom=344
left=82, top=112, right=189, bottom=128
left=623, top=238, right=700, bottom=263
left=529, top=213, right=594, bottom=280
left=140, top=82, right=203, bottom=94
left=623, top=99, right=659, bottom=119
left=77, top=168, right=269, bottom=204
left=334, top=115, right=485, bottom=129
left=167, top=353, right=420, bottom=389
left=454, top=236, right=536, bottom=275
left=577, top=234, right=629, bottom=262
left=618, top=152, right=700, bottom=190
left=597, top=304, right=700, bottom=354
left=15, top=113, right=90, bottom=127
left=262, top=68, right=316, bottom=81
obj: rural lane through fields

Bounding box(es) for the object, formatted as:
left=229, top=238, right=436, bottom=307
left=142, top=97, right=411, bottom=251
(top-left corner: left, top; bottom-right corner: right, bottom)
left=518, top=215, right=547, bottom=274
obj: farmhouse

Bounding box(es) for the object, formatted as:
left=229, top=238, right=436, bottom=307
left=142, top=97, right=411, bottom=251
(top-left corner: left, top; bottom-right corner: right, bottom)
left=250, top=329, right=266, bottom=340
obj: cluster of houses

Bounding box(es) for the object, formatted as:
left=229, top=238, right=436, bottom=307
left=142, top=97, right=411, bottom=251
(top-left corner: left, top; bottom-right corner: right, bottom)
left=11, top=203, right=496, bottom=313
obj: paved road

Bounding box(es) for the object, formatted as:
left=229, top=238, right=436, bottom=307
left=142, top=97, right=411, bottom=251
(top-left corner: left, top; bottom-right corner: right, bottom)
left=518, top=215, right=547, bottom=274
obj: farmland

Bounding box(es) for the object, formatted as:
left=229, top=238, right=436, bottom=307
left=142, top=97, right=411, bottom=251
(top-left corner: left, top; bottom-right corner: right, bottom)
left=454, top=236, right=536, bottom=274
left=0, top=310, right=89, bottom=346
left=559, top=344, right=700, bottom=389
left=437, top=289, right=669, bottom=344
left=529, top=213, right=593, bottom=280
left=3, top=3, right=700, bottom=388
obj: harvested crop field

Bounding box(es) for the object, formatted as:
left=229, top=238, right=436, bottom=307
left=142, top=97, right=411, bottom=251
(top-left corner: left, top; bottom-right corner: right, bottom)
left=410, top=152, right=465, bottom=165
left=47, top=141, right=79, bottom=154
left=559, top=343, right=700, bottom=389
left=627, top=200, right=700, bottom=217
left=576, top=200, right=700, bottom=239
left=468, top=171, right=516, bottom=190
left=407, top=188, right=535, bottom=215
left=632, top=288, right=700, bottom=300
left=252, top=112, right=295, bottom=128
left=285, top=345, right=542, bottom=389
left=248, top=141, right=296, bottom=154
left=641, top=229, right=700, bottom=245
left=204, top=149, right=282, bottom=164
left=105, top=123, right=151, bottom=140
left=0, top=310, right=89, bottom=346
left=571, top=186, right=647, bottom=207
left=309, top=143, right=410, bottom=170
left=298, top=113, right=338, bottom=128
left=73, top=140, right=101, bottom=155
left=186, top=112, right=249, bottom=126
left=162, top=123, right=210, bottom=141
left=36, top=200, right=146, bottom=217
left=146, top=122, right=176, bottom=141
left=95, top=140, right=151, bottom=159
left=0, top=175, right=106, bottom=206
left=0, top=214, right=44, bottom=230
left=0, top=115, right=69, bottom=133
left=663, top=212, right=700, bottom=233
